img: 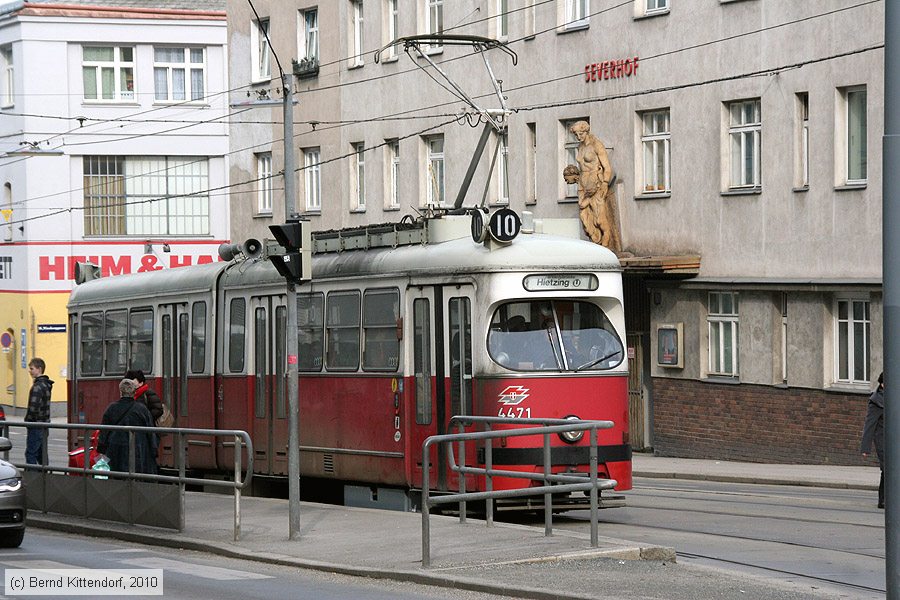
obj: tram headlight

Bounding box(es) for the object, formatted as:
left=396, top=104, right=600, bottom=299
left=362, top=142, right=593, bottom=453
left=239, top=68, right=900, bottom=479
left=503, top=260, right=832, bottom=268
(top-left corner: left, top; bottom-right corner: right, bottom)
left=558, top=415, right=584, bottom=444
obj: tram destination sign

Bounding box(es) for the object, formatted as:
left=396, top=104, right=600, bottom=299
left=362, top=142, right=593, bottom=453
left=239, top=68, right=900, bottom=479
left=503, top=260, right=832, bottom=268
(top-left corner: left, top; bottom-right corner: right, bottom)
left=523, top=274, right=598, bottom=292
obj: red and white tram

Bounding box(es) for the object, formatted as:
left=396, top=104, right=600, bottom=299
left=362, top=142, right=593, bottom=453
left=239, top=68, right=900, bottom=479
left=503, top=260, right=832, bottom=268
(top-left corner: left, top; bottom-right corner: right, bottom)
left=67, top=214, right=632, bottom=508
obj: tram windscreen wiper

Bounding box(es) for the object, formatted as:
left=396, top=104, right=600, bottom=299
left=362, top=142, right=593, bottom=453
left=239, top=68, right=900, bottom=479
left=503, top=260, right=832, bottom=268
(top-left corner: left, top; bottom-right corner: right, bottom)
left=574, top=349, right=623, bottom=372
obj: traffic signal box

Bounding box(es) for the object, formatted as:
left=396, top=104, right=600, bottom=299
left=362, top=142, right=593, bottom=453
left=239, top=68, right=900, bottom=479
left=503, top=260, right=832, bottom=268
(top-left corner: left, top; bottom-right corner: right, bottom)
left=268, top=220, right=312, bottom=283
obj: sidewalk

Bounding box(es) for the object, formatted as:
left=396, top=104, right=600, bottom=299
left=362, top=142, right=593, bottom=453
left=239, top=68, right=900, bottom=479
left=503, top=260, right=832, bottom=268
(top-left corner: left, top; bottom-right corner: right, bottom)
left=26, top=454, right=881, bottom=600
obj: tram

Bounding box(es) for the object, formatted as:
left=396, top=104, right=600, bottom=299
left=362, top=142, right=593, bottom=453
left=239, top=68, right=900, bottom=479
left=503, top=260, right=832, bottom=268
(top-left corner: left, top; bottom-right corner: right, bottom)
left=66, top=212, right=632, bottom=509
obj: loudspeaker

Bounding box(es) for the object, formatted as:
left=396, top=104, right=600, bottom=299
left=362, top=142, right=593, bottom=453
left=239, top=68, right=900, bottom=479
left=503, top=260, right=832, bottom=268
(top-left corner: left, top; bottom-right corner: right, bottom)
left=74, top=262, right=101, bottom=285
left=242, top=238, right=262, bottom=258
left=218, top=238, right=263, bottom=262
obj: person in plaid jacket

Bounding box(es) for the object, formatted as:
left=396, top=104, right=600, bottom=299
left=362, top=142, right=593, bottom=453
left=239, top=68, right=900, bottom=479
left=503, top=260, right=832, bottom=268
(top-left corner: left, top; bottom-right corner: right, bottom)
left=25, top=357, right=53, bottom=465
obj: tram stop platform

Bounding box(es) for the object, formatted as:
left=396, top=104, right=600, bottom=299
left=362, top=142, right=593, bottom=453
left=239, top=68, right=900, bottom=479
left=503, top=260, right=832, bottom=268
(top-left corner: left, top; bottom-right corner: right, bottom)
left=25, top=453, right=883, bottom=600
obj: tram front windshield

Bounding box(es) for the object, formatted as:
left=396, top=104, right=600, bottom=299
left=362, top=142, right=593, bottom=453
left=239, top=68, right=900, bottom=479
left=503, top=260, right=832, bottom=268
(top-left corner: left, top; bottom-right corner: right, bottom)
left=488, top=300, right=624, bottom=372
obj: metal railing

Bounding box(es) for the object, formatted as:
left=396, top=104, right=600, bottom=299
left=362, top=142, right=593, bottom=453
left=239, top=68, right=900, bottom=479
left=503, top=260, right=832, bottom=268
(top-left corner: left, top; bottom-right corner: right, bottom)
left=421, top=416, right=617, bottom=567
left=2, top=422, right=253, bottom=541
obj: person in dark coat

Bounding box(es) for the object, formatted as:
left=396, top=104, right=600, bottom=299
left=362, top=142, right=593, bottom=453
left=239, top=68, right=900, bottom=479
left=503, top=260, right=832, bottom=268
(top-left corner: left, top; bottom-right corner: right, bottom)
left=126, top=369, right=163, bottom=423
left=25, top=357, right=53, bottom=465
left=97, top=379, right=158, bottom=475
left=861, top=372, right=885, bottom=509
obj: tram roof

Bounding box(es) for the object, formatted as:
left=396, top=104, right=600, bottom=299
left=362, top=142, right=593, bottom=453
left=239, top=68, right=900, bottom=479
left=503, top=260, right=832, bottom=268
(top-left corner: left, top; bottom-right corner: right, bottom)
left=67, top=261, right=228, bottom=308
left=227, top=233, right=621, bottom=288
left=67, top=233, right=620, bottom=306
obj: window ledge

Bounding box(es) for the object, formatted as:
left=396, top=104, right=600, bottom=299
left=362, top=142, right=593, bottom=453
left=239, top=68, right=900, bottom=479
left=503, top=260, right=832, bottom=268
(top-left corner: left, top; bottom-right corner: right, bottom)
left=253, top=212, right=273, bottom=219
left=558, top=197, right=579, bottom=204
left=721, top=187, right=762, bottom=197
left=82, top=101, right=140, bottom=107
left=792, top=185, right=809, bottom=193
left=634, top=10, right=670, bottom=21
left=153, top=102, right=209, bottom=108
left=348, top=61, right=365, bottom=70
left=701, top=376, right=741, bottom=385
left=825, top=383, right=871, bottom=395
left=424, top=47, right=443, bottom=57
left=384, top=206, right=401, bottom=211
left=303, top=210, right=321, bottom=216
left=349, top=208, right=366, bottom=214
left=635, top=192, right=671, bottom=201
left=558, top=21, right=589, bottom=34
left=380, top=55, right=399, bottom=64
left=835, top=183, right=867, bottom=192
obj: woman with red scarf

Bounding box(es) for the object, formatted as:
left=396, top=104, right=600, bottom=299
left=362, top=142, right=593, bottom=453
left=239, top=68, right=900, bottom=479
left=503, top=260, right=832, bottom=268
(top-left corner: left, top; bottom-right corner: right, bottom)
left=125, top=369, right=163, bottom=423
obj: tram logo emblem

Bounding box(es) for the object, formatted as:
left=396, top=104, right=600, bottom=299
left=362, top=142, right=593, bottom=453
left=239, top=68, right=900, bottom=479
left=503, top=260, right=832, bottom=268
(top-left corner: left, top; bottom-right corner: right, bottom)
left=497, top=386, right=530, bottom=406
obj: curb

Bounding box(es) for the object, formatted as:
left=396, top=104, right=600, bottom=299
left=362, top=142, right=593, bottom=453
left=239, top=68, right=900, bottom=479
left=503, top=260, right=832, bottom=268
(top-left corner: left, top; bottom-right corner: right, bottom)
left=27, top=515, right=673, bottom=600
left=633, top=470, right=879, bottom=491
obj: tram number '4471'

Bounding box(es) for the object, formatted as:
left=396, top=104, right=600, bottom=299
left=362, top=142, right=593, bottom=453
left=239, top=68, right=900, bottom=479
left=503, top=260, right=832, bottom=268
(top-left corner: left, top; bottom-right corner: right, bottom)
left=498, top=406, right=532, bottom=419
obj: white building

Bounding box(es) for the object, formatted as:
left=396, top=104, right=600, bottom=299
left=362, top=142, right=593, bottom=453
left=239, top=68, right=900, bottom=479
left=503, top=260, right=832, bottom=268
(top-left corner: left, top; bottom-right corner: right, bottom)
left=226, top=0, right=883, bottom=465
left=0, top=0, right=229, bottom=412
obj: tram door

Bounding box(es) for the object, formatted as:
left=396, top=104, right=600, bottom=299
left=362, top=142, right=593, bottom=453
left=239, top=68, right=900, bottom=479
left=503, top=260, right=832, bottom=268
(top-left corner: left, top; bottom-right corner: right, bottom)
left=249, top=296, right=288, bottom=475
left=409, top=284, right=475, bottom=491
left=159, top=303, right=189, bottom=465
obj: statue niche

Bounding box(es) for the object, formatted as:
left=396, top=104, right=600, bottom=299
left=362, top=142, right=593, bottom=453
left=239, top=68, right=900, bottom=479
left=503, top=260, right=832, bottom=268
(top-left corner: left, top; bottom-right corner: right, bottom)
left=563, top=121, right=622, bottom=253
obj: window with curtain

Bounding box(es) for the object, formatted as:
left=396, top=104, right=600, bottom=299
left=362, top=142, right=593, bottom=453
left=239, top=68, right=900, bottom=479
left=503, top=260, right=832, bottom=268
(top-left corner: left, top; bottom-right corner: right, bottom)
left=82, top=46, right=134, bottom=101
left=641, top=109, right=670, bottom=194
left=153, top=47, right=205, bottom=102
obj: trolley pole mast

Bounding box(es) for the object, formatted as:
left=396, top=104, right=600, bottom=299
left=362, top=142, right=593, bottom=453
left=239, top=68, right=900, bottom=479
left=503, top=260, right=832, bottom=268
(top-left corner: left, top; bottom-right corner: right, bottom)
left=282, top=72, right=302, bottom=540
left=885, top=2, right=898, bottom=596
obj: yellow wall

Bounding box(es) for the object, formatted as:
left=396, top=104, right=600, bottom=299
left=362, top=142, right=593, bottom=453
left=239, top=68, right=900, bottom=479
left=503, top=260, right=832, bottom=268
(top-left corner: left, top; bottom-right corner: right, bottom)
left=0, top=291, right=69, bottom=412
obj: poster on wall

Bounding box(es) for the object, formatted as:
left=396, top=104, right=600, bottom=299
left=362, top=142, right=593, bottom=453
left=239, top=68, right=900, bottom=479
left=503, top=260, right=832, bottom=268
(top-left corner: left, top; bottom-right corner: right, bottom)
left=657, top=323, right=683, bottom=369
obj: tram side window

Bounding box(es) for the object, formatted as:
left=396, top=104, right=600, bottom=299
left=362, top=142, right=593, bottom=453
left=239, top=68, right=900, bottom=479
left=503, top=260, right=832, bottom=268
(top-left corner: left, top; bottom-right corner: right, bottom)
left=362, top=289, right=400, bottom=372
left=298, top=293, right=324, bottom=371
left=275, top=305, right=286, bottom=419
left=414, top=298, right=432, bottom=425
left=449, top=297, right=472, bottom=416
left=129, top=308, right=153, bottom=373
left=229, top=298, right=246, bottom=373
left=104, top=309, right=128, bottom=375
left=81, top=312, right=103, bottom=376
left=325, top=291, right=360, bottom=371
left=191, top=301, right=206, bottom=374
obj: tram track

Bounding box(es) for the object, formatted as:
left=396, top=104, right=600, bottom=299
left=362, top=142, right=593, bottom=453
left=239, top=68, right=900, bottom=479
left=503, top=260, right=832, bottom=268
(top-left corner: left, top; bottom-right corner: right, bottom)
left=677, top=551, right=887, bottom=595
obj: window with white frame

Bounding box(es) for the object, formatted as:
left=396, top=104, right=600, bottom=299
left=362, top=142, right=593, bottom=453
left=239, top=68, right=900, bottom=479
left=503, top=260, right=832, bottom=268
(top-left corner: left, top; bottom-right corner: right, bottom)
left=426, top=0, right=444, bottom=45
left=425, top=135, right=444, bottom=206
left=708, top=291, right=739, bottom=377
left=565, top=0, right=589, bottom=27
left=640, top=109, right=670, bottom=194
left=640, top=0, right=668, bottom=16
left=385, top=0, right=399, bottom=58
left=352, top=142, right=366, bottom=211
left=563, top=118, right=587, bottom=198
left=835, top=298, right=870, bottom=384
left=0, top=46, right=12, bottom=107
left=83, top=156, right=209, bottom=236
left=350, top=1, right=364, bottom=67
left=251, top=18, right=271, bottom=82
left=256, top=153, right=273, bottom=214
left=300, top=9, right=319, bottom=62
left=495, top=131, right=509, bottom=204
left=797, top=93, right=809, bottom=188
left=153, top=47, right=205, bottom=102
left=728, top=99, right=761, bottom=189
left=495, top=0, right=509, bottom=39
left=304, top=148, right=321, bottom=211
left=82, top=46, right=135, bottom=101
left=526, top=123, right=537, bottom=204
left=387, top=139, right=400, bottom=209
left=842, top=86, right=867, bottom=184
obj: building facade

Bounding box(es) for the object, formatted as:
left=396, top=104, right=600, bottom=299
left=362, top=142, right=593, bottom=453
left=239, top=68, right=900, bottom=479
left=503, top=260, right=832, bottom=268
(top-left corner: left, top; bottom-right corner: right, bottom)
left=0, top=0, right=229, bottom=413
left=227, top=0, right=883, bottom=464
